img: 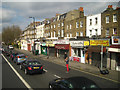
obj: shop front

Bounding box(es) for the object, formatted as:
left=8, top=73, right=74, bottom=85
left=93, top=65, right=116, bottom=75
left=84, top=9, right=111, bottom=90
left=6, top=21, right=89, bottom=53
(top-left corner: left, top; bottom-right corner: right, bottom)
left=107, top=36, right=120, bottom=71
left=41, top=42, right=47, bottom=55
left=46, top=41, right=55, bottom=57
left=87, top=39, right=110, bottom=67
left=70, top=40, right=89, bottom=63
left=54, top=39, right=70, bottom=59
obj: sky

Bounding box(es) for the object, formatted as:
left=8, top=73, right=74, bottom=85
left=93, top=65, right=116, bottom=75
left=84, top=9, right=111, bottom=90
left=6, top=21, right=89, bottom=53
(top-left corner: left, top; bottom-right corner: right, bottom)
left=0, top=0, right=120, bottom=33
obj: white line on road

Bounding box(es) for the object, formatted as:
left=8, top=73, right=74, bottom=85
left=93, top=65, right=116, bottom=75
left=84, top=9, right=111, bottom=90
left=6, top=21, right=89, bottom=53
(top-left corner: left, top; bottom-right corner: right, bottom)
left=43, top=69, right=47, bottom=72
left=1, top=54, right=33, bottom=90
left=54, top=75, right=61, bottom=78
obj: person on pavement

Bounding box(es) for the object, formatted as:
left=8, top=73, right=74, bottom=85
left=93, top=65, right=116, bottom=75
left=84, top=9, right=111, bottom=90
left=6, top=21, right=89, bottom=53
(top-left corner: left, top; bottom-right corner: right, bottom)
left=65, top=56, right=69, bottom=73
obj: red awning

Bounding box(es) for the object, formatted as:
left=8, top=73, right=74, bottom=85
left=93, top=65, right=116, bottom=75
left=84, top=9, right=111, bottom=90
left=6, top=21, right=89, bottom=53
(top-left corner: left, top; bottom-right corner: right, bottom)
left=55, top=44, right=69, bottom=50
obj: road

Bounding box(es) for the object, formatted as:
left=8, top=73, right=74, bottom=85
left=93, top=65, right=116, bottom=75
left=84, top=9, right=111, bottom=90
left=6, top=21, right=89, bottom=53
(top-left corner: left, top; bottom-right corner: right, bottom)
left=1, top=50, right=120, bottom=89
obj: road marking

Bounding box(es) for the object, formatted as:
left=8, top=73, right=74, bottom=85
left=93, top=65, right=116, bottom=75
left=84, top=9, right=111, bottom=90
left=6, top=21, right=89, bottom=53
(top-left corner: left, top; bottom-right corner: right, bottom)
left=54, top=75, right=61, bottom=78
left=43, top=69, right=47, bottom=72
left=70, top=66, right=120, bottom=84
left=1, top=54, right=33, bottom=90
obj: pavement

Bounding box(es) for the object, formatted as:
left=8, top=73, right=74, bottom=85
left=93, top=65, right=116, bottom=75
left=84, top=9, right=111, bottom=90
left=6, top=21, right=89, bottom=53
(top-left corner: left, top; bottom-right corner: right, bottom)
left=14, top=48, right=120, bottom=84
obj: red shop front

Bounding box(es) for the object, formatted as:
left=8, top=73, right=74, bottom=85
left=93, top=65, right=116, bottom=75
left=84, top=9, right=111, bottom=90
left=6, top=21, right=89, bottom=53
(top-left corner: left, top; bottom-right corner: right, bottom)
left=55, top=44, right=70, bottom=59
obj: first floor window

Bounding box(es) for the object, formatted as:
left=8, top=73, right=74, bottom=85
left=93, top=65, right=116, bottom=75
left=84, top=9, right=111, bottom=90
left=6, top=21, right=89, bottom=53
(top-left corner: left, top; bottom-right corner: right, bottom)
left=67, top=34, right=69, bottom=37
left=61, top=30, right=64, bottom=37
left=70, top=33, right=72, bottom=37
left=80, top=32, right=83, bottom=36
left=58, top=30, right=60, bottom=37
left=80, top=21, right=83, bottom=27
left=76, top=32, right=79, bottom=37
left=90, top=30, right=92, bottom=37
left=106, top=28, right=109, bottom=37
left=51, top=32, right=52, bottom=37
left=106, top=16, right=109, bottom=23
left=113, top=28, right=117, bottom=34
left=95, top=29, right=98, bottom=35
left=54, top=31, right=56, bottom=37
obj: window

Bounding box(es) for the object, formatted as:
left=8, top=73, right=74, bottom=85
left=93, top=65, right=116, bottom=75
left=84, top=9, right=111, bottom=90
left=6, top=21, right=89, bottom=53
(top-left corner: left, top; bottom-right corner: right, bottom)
left=67, top=25, right=69, bottom=30
left=58, top=23, right=60, bottom=27
left=61, top=22, right=64, bottom=26
left=51, top=25, right=53, bottom=29
left=67, top=34, right=69, bottom=37
left=58, top=30, right=60, bottom=37
left=76, top=22, right=79, bottom=28
left=113, top=14, right=117, bottom=22
left=106, top=16, right=109, bottom=23
left=95, top=29, right=97, bottom=35
left=90, top=30, right=92, bottom=37
left=70, top=33, right=72, bottom=37
left=80, top=21, right=83, bottom=27
left=70, top=24, right=72, bottom=29
left=54, top=25, right=56, bottom=28
left=90, top=19, right=92, bottom=25
left=51, top=32, right=52, bottom=37
left=106, top=28, right=109, bottom=37
left=113, top=28, right=117, bottom=34
left=61, top=30, right=64, bottom=37
left=54, top=31, right=56, bottom=37
left=76, top=32, right=79, bottom=37
left=95, top=17, right=98, bottom=25
left=80, top=32, right=83, bottom=36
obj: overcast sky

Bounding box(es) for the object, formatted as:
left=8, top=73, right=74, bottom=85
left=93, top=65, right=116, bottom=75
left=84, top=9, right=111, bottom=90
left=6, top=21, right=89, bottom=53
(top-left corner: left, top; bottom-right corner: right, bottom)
left=0, top=0, right=120, bottom=33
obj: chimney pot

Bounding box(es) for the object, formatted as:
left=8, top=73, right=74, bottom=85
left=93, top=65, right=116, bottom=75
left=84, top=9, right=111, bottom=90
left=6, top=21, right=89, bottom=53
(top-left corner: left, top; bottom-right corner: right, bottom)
left=79, top=7, right=84, bottom=12
left=108, top=5, right=113, bottom=8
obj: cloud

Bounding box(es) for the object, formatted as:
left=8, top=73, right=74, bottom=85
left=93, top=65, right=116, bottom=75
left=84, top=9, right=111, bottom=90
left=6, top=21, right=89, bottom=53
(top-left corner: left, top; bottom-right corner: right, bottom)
left=1, top=8, right=16, bottom=23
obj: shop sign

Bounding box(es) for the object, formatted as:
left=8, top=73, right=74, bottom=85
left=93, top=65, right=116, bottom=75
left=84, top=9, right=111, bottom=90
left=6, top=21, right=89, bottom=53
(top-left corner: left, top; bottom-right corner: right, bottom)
left=90, top=40, right=109, bottom=46
left=70, top=41, right=84, bottom=47
left=84, top=41, right=89, bottom=46
left=54, top=40, right=69, bottom=44
left=46, top=41, right=55, bottom=47
left=111, top=36, right=120, bottom=45
left=41, top=43, right=46, bottom=46
left=73, top=57, right=80, bottom=62
left=55, top=44, right=69, bottom=50
left=108, top=48, right=120, bottom=53
left=41, top=47, right=47, bottom=55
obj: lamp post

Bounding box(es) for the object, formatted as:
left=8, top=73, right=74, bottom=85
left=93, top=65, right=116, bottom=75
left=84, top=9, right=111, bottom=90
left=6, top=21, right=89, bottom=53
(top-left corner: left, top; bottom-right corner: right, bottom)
left=29, top=17, right=36, bottom=52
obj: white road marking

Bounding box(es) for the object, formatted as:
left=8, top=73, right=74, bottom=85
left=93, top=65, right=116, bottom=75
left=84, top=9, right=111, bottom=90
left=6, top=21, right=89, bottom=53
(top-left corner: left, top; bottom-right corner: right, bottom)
left=54, top=75, right=61, bottom=78
left=1, top=54, right=33, bottom=90
left=43, top=69, right=47, bottom=72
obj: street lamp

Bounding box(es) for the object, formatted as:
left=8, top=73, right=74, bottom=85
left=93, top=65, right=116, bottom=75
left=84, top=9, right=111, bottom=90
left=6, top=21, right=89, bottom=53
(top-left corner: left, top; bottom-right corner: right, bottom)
left=29, top=16, right=36, bottom=52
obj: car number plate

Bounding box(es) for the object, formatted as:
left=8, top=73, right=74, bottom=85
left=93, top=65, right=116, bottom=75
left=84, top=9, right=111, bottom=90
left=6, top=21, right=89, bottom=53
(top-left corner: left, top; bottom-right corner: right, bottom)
left=33, top=67, right=39, bottom=69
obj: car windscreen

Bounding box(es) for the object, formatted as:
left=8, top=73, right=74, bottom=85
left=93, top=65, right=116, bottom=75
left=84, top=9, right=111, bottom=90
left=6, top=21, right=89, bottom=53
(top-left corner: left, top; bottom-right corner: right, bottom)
left=19, top=56, right=26, bottom=58
left=28, top=61, right=41, bottom=65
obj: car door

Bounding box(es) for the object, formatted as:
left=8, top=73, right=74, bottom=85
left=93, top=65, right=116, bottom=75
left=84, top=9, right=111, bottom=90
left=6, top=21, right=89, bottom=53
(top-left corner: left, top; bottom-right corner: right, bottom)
left=22, top=61, right=28, bottom=70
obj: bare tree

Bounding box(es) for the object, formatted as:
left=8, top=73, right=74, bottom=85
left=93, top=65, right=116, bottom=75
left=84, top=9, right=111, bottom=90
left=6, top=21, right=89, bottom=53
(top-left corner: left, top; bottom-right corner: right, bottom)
left=2, top=25, right=22, bottom=45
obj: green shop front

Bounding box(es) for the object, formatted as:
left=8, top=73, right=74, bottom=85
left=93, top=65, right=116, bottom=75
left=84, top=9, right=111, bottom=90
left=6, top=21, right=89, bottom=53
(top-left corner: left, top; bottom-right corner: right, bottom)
left=41, top=43, right=47, bottom=55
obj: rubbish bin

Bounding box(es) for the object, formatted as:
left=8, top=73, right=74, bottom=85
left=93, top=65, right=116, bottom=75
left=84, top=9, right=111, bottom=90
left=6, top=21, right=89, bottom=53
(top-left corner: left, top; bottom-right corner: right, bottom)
left=35, top=50, right=39, bottom=55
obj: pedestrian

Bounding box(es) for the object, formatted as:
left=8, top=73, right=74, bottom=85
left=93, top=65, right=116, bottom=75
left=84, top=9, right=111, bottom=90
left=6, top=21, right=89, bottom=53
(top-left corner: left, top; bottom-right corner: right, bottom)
left=64, top=52, right=67, bottom=60
left=65, top=56, right=69, bottom=73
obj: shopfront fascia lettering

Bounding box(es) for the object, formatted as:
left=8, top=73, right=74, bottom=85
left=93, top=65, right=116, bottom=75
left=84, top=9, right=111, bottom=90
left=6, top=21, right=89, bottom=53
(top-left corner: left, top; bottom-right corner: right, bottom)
left=90, top=40, right=110, bottom=46
left=55, top=44, right=69, bottom=50
left=54, top=40, right=69, bottom=44
left=70, top=41, right=84, bottom=47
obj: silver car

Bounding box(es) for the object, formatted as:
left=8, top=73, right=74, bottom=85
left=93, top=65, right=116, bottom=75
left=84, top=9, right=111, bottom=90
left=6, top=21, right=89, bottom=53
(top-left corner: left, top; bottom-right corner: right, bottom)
left=14, top=54, right=27, bottom=65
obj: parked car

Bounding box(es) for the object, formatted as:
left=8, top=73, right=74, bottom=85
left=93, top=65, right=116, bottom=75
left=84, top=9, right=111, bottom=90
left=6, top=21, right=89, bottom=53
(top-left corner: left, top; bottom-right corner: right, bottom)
left=9, top=45, right=14, bottom=49
left=49, top=76, right=100, bottom=90
left=10, top=52, right=19, bottom=61
left=20, top=60, right=43, bottom=75
left=13, top=54, right=27, bottom=65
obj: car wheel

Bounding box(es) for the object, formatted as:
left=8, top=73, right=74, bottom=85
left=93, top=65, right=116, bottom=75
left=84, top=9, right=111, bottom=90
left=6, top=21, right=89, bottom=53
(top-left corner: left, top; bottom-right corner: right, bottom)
left=25, top=69, right=28, bottom=75
left=49, top=84, right=52, bottom=89
left=20, top=65, right=22, bottom=70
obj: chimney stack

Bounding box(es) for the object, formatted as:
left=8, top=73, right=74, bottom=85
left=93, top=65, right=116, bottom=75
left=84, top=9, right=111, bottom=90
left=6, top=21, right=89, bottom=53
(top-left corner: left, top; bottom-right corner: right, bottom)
left=79, top=7, right=84, bottom=12
left=108, top=5, right=113, bottom=8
